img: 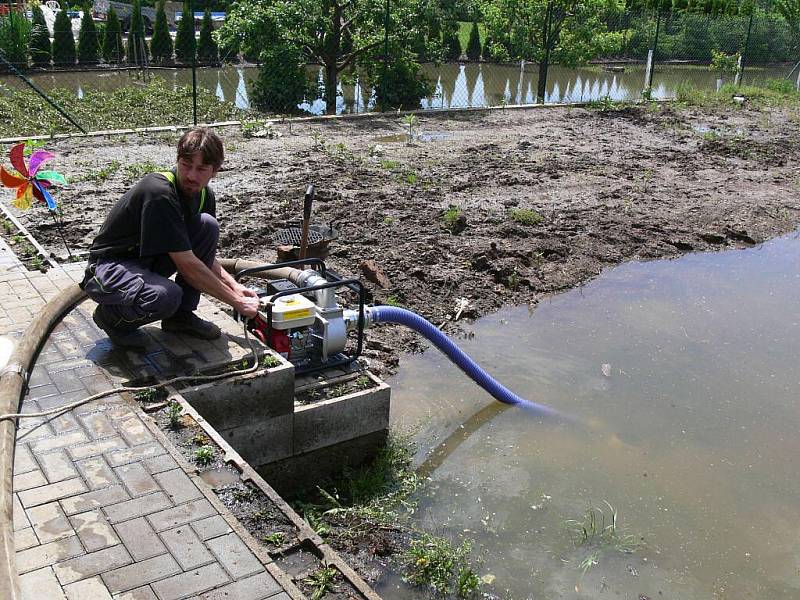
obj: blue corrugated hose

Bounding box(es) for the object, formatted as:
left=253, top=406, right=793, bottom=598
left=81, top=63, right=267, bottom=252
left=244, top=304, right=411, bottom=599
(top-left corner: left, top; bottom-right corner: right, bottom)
left=371, top=306, right=561, bottom=418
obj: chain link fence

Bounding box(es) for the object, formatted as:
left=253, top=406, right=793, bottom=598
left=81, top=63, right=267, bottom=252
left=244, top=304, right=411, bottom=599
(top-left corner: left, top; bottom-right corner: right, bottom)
left=0, top=5, right=798, bottom=135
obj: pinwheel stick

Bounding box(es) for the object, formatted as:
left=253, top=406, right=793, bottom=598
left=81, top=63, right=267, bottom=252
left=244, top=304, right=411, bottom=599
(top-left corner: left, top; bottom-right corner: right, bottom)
left=50, top=209, right=72, bottom=259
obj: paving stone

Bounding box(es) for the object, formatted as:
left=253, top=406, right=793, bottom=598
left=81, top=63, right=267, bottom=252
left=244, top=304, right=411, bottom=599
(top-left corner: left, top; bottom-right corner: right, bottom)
left=15, top=527, right=40, bottom=551
left=28, top=368, right=53, bottom=388
left=117, top=415, right=155, bottom=446
left=27, top=383, right=59, bottom=400
left=104, top=491, right=172, bottom=524
left=102, top=553, right=182, bottom=594
left=190, top=516, right=232, bottom=542
left=13, top=469, right=48, bottom=491
left=49, top=411, right=83, bottom=435
left=115, top=462, right=160, bottom=497
left=38, top=450, right=80, bottom=483
left=116, top=586, right=159, bottom=600
left=114, top=517, right=167, bottom=561
left=30, top=429, right=89, bottom=454
left=70, top=509, right=120, bottom=552
left=16, top=535, right=84, bottom=574
left=27, top=501, right=74, bottom=543
left=160, top=526, right=214, bottom=570
left=18, top=477, right=87, bottom=508
left=144, top=454, right=179, bottom=475
left=52, top=369, right=90, bottom=395
left=205, top=534, right=263, bottom=580
left=200, top=571, right=283, bottom=600
left=60, top=484, right=130, bottom=516
left=19, top=566, right=66, bottom=600
left=106, top=442, right=167, bottom=467
left=153, top=469, right=203, bottom=505
left=69, top=435, right=127, bottom=461
left=53, top=544, right=132, bottom=586
left=76, top=456, right=119, bottom=490
left=80, top=412, right=117, bottom=439
left=64, top=575, right=114, bottom=600
left=147, top=499, right=217, bottom=532
left=14, top=493, right=30, bottom=530
left=14, top=443, right=38, bottom=474
left=151, top=563, right=230, bottom=600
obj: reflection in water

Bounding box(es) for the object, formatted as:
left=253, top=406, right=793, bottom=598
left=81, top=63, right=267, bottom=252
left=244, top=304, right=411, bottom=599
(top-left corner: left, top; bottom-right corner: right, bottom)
left=3, top=62, right=792, bottom=116
left=385, top=231, right=800, bottom=599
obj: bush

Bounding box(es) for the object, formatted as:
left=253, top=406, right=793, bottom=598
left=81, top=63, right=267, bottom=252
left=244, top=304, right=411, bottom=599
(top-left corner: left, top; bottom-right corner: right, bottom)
left=442, top=21, right=461, bottom=60
left=78, top=3, right=100, bottom=64
left=126, top=0, right=148, bottom=65
left=28, top=6, right=51, bottom=67
left=174, top=0, right=195, bottom=64
left=102, top=7, right=124, bottom=63
left=150, top=0, right=173, bottom=63
left=765, top=78, right=797, bottom=95
left=197, top=9, right=218, bottom=63
left=466, top=20, right=481, bottom=60
left=52, top=9, right=76, bottom=66
left=250, top=43, right=315, bottom=113
left=373, top=54, right=434, bottom=111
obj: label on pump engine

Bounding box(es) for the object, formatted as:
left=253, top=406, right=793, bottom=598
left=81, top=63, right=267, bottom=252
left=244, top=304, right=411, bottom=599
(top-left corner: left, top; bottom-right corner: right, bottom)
left=264, top=294, right=316, bottom=330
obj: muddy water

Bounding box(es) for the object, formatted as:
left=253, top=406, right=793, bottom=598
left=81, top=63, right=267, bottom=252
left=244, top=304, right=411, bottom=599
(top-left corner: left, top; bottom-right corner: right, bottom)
left=1, top=63, right=792, bottom=114
left=383, top=231, right=800, bottom=599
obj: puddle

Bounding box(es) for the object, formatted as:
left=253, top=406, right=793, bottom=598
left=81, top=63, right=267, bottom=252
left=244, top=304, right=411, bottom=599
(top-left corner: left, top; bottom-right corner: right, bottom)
left=384, top=230, right=800, bottom=599
left=199, top=466, right=242, bottom=489
left=373, top=132, right=453, bottom=143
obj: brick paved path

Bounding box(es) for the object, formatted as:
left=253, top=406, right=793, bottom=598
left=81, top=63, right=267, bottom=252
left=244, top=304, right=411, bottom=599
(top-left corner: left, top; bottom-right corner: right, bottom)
left=1, top=240, right=296, bottom=600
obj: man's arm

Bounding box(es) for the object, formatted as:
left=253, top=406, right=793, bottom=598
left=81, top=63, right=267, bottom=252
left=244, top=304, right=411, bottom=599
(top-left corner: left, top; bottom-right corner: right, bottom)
left=170, top=251, right=259, bottom=317
left=210, top=259, right=258, bottom=300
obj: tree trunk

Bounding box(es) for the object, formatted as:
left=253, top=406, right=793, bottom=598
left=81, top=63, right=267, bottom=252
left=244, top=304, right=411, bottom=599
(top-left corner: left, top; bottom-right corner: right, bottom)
left=536, top=0, right=553, bottom=103
left=324, top=62, right=338, bottom=114
left=323, top=2, right=343, bottom=114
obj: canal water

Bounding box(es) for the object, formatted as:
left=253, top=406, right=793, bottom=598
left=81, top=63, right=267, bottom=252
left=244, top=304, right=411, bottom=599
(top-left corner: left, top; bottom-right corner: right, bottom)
left=1, top=62, right=792, bottom=114
left=384, top=231, right=800, bottom=599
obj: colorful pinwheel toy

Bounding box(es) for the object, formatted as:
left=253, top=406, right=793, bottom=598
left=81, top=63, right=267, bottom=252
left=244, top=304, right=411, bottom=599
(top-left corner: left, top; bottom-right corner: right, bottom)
left=0, top=143, right=66, bottom=211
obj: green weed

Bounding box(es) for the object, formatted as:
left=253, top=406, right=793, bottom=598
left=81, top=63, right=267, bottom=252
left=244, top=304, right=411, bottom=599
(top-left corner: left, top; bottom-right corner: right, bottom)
left=134, top=387, right=157, bottom=403
left=124, top=161, right=169, bottom=182
left=262, top=354, right=282, bottom=368
left=264, top=531, right=286, bottom=545
left=385, top=295, right=402, bottom=307
left=354, top=375, right=371, bottom=390
left=403, top=533, right=480, bottom=598
left=306, top=566, right=337, bottom=600
left=71, top=160, right=121, bottom=184
left=406, top=172, right=418, bottom=185
left=442, top=206, right=464, bottom=234
left=193, top=445, right=215, bottom=466
left=191, top=433, right=209, bottom=446
left=167, top=401, right=183, bottom=429
left=509, top=208, right=543, bottom=225
left=566, top=501, right=637, bottom=553
left=380, top=159, right=400, bottom=170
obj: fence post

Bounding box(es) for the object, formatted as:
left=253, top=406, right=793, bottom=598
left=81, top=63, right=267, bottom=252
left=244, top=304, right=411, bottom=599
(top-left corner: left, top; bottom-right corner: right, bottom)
left=190, top=0, right=197, bottom=124
left=738, top=9, right=754, bottom=87
left=380, top=0, right=390, bottom=112
left=536, top=0, right=553, bottom=104
left=644, top=9, right=661, bottom=97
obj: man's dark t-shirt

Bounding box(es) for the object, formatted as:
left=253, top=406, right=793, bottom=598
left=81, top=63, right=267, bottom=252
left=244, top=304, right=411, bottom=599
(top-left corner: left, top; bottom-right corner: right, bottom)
left=89, top=172, right=216, bottom=260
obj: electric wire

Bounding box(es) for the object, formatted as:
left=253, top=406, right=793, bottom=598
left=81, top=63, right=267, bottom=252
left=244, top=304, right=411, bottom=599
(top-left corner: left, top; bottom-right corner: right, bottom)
left=0, top=321, right=262, bottom=423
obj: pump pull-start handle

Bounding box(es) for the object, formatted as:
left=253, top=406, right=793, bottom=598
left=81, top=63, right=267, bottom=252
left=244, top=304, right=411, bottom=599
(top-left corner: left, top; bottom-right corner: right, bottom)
left=299, top=185, right=315, bottom=262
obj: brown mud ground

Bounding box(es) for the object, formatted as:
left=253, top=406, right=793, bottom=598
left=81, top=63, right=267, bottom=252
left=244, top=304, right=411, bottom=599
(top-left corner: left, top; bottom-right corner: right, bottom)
left=13, top=102, right=800, bottom=375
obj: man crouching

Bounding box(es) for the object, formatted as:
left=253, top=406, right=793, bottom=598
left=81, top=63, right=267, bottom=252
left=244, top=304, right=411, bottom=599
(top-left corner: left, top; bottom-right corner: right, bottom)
left=82, top=127, right=259, bottom=346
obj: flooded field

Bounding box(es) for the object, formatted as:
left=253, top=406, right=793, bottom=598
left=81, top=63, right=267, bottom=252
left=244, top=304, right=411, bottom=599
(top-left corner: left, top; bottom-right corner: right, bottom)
left=1, top=62, right=793, bottom=114
left=385, top=231, right=800, bottom=599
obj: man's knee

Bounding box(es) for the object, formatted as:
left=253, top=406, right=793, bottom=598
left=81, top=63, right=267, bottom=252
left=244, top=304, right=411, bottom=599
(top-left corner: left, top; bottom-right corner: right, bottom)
left=195, top=213, right=219, bottom=246
left=139, top=278, right=183, bottom=319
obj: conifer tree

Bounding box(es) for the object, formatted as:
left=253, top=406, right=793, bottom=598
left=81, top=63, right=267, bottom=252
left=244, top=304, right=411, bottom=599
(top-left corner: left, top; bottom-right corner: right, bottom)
left=197, top=8, right=217, bottom=63
left=126, top=0, right=148, bottom=64
left=174, top=0, right=196, bottom=64
left=442, top=21, right=461, bottom=60
left=52, top=9, right=76, bottom=66
left=28, top=5, right=52, bottom=67
left=78, top=2, right=100, bottom=64
left=466, top=20, right=481, bottom=60
left=102, top=7, right=124, bottom=63
left=150, top=0, right=174, bottom=63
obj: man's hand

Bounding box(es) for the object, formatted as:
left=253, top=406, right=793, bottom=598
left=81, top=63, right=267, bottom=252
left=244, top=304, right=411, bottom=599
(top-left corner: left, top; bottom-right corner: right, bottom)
left=237, top=284, right=259, bottom=299
left=233, top=294, right=259, bottom=319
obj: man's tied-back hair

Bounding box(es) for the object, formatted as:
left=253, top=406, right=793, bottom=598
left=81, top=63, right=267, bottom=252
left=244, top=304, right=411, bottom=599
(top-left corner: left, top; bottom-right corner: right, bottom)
left=177, top=127, right=224, bottom=169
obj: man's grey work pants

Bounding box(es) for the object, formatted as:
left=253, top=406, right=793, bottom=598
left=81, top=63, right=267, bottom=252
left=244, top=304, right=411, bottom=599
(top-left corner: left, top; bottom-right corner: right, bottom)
left=82, top=213, right=219, bottom=331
